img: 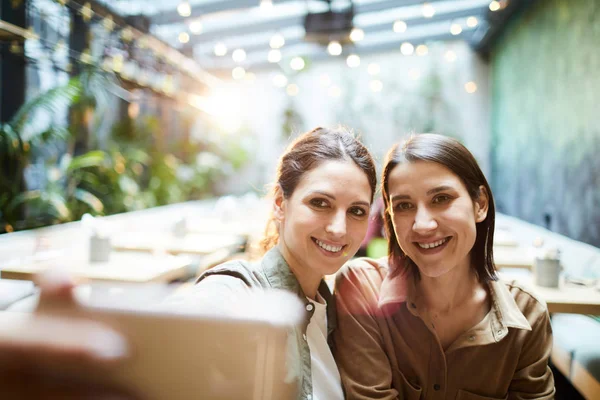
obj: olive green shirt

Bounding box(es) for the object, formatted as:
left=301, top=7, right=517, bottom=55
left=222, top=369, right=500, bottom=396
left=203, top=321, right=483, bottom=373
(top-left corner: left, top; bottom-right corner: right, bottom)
left=194, top=247, right=337, bottom=400
left=333, top=257, right=555, bottom=400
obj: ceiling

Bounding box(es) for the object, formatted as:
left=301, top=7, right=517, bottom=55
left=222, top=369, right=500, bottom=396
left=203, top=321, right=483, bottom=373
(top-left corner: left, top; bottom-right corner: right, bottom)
left=93, top=0, right=517, bottom=75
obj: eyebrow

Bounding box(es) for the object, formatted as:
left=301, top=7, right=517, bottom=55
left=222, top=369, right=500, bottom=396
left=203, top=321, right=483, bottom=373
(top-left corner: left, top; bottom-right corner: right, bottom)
left=426, top=185, right=454, bottom=195
left=310, top=191, right=370, bottom=207
left=390, top=185, right=454, bottom=202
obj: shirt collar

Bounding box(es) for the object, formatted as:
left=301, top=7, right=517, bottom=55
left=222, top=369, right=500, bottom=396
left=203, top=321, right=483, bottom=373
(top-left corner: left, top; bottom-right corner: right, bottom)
left=488, top=279, right=532, bottom=331
left=260, top=247, right=337, bottom=335
left=377, top=258, right=411, bottom=311
left=378, top=259, right=531, bottom=334
left=261, top=246, right=303, bottom=295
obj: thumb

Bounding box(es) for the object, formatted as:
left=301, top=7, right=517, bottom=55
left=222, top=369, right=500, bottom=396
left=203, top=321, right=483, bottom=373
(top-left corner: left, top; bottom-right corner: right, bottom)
left=35, top=269, right=79, bottom=312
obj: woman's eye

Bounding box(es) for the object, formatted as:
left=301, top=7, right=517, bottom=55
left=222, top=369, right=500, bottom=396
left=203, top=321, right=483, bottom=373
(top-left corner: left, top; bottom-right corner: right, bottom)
left=432, top=195, right=451, bottom=204
left=310, top=199, right=329, bottom=208
left=349, top=207, right=367, bottom=217
left=394, top=202, right=413, bottom=211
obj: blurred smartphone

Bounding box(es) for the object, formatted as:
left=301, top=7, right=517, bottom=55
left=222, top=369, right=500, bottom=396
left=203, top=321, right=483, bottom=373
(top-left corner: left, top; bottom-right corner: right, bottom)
left=13, top=283, right=301, bottom=400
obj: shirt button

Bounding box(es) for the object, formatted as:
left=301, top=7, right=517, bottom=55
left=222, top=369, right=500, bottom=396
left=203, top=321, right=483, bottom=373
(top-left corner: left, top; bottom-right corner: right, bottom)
left=306, top=303, right=314, bottom=312
left=497, top=330, right=503, bottom=335
left=433, top=384, right=441, bottom=391
left=468, top=335, right=475, bottom=341
left=302, top=333, right=307, bottom=341
left=410, top=303, right=417, bottom=308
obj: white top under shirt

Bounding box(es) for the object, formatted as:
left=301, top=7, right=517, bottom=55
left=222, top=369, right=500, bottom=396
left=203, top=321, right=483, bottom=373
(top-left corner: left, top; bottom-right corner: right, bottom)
left=306, top=294, right=344, bottom=400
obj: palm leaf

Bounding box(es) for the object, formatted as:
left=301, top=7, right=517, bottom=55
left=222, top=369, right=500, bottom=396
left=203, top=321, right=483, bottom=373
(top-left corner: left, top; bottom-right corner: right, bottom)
left=0, top=124, right=22, bottom=156
left=9, top=78, right=82, bottom=133
left=46, top=192, right=71, bottom=221
left=27, top=126, right=71, bottom=148
left=67, top=150, right=106, bottom=172
left=74, top=188, right=104, bottom=213
left=6, top=190, right=42, bottom=214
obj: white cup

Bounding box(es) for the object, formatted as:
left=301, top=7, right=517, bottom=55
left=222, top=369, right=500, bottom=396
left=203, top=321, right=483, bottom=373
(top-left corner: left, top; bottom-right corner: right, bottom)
left=534, top=258, right=562, bottom=288
left=90, top=235, right=111, bottom=263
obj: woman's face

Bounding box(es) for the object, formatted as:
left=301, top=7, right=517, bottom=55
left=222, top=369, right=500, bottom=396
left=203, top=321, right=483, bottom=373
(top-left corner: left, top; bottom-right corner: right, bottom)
left=387, top=160, right=488, bottom=278
left=275, top=160, right=372, bottom=279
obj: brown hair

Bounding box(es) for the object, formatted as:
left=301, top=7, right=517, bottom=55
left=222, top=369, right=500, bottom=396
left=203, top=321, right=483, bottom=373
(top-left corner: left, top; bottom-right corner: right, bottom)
left=381, top=133, right=497, bottom=282
left=261, top=126, right=377, bottom=252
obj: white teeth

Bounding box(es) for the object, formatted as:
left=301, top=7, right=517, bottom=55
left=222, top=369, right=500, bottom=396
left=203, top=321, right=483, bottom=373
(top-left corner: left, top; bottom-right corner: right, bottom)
left=418, top=238, right=448, bottom=249
left=315, top=239, right=343, bottom=253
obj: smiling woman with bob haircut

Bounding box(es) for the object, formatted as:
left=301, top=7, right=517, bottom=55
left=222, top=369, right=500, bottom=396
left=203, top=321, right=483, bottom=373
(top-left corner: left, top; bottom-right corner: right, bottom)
left=333, top=133, right=555, bottom=400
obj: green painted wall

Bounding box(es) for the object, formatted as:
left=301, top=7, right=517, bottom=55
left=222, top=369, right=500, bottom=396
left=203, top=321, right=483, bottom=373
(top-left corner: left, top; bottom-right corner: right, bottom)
left=491, top=0, right=600, bottom=247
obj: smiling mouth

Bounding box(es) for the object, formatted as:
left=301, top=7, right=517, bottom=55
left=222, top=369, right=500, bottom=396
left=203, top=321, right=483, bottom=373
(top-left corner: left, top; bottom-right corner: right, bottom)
left=416, top=237, right=450, bottom=249
left=312, top=237, right=346, bottom=253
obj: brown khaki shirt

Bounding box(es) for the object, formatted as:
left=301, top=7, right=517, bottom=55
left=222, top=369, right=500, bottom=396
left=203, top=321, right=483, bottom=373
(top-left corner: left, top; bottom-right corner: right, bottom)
left=333, top=258, right=555, bottom=400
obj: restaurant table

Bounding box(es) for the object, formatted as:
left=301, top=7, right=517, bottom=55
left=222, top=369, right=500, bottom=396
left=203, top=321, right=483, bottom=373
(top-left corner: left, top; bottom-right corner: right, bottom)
left=493, top=246, right=535, bottom=269
left=494, top=229, right=520, bottom=247
left=499, top=269, right=600, bottom=315
left=111, top=232, right=245, bottom=256
left=0, top=252, right=192, bottom=284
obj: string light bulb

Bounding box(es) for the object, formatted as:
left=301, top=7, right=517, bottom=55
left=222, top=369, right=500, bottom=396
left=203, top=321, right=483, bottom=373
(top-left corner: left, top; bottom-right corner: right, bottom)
left=260, top=0, right=273, bottom=10
left=268, top=49, right=282, bottom=63
left=189, top=21, right=203, bottom=35
left=270, top=33, right=285, bottom=49
left=422, top=3, right=435, bottom=18
left=416, top=44, right=428, bottom=56
left=80, top=2, right=93, bottom=22
left=400, top=42, right=414, bottom=55
left=393, top=20, right=407, bottom=33
left=450, top=24, right=462, bottom=35
left=290, top=56, right=305, bottom=71
left=467, top=16, right=478, bottom=27
left=465, top=81, right=478, bottom=93
left=327, top=41, right=342, bottom=56
left=346, top=54, right=360, bottom=68
left=80, top=49, right=93, bottom=64
left=232, top=67, right=245, bottom=80
left=350, top=28, right=364, bottom=42
left=178, top=32, right=190, bottom=44
left=232, top=49, right=246, bottom=63
left=177, top=2, right=192, bottom=17
left=102, top=15, right=115, bottom=32
left=273, top=73, right=287, bottom=88
left=445, top=50, right=457, bottom=62
left=286, top=83, right=299, bottom=96
left=489, top=1, right=501, bottom=11
left=121, top=27, right=133, bottom=42
left=214, top=43, right=227, bottom=56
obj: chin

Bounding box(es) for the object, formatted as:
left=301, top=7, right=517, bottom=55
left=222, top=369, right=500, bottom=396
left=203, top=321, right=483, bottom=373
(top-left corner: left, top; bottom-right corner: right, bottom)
left=416, top=264, right=454, bottom=279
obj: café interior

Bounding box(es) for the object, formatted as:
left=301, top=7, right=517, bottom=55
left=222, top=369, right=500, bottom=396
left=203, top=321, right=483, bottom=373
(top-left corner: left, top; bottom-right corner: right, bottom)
left=1, top=0, right=599, bottom=399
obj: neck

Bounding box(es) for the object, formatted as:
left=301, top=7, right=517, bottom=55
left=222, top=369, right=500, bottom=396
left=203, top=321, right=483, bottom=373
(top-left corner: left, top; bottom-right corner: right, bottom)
left=416, top=260, right=481, bottom=313
left=277, top=243, right=322, bottom=299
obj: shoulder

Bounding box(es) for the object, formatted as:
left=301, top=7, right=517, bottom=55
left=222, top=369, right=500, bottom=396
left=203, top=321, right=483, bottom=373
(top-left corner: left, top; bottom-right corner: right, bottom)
left=501, top=279, right=550, bottom=329
left=197, top=259, right=266, bottom=289
left=338, top=257, right=389, bottom=282
left=335, top=257, right=389, bottom=301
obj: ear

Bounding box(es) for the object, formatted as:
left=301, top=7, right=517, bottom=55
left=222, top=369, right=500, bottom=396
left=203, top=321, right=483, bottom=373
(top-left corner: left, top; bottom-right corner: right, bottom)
left=272, top=184, right=286, bottom=222
left=474, top=185, right=489, bottom=223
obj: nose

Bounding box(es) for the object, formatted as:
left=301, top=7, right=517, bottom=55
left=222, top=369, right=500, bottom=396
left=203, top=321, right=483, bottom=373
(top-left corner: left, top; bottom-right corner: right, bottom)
left=412, top=206, right=437, bottom=234
left=325, top=210, right=347, bottom=238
